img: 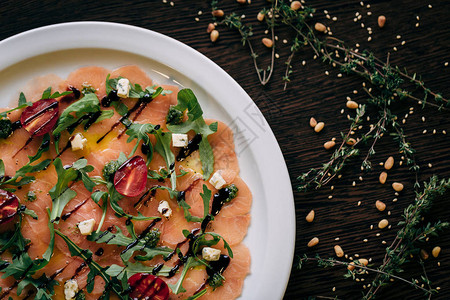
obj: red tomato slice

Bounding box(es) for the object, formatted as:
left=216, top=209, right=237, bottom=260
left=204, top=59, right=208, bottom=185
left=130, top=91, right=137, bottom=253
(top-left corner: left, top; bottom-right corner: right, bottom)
left=0, top=189, right=19, bottom=225
left=114, top=156, right=148, bottom=197
left=20, top=98, right=59, bottom=136
left=128, top=273, right=169, bottom=300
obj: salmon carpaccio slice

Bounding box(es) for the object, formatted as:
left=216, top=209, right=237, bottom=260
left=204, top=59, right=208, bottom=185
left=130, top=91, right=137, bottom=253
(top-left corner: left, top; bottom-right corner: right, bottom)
left=0, top=65, right=251, bottom=299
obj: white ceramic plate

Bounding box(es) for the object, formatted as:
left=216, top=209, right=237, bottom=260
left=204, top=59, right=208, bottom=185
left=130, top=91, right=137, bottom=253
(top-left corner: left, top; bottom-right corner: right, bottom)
left=0, top=22, right=295, bottom=300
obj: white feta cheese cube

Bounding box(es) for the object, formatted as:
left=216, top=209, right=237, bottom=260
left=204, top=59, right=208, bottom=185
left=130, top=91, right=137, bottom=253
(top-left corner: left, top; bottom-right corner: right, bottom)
left=71, top=133, right=87, bottom=151
left=78, top=219, right=96, bottom=236
left=202, top=247, right=221, bottom=261
left=209, top=171, right=226, bottom=189
left=158, top=200, right=172, bottom=219
left=64, top=279, right=78, bottom=300
left=116, top=78, right=130, bottom=98
left=172, top=133, right=189, bottom=147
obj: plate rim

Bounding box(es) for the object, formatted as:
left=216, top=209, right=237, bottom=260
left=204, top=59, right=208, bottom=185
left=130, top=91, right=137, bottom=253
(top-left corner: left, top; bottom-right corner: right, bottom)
left=0, top=21, right=296, bottom=300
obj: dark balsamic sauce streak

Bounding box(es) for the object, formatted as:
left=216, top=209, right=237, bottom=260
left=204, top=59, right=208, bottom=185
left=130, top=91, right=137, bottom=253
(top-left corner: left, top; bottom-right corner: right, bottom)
left=84, top=111, right=102, bottom=130
left=211, top=187, right=233, bottom=216
left=11, top=120, right=22, bottom=131
left=151, top=263, right=164, bottom=275
left=206, top=255, right=231, bottom=278
left=94, top=225, right=115, bottom=242
left=95, top=247, right=104, bottom=256
left=101, top=90, right=119, bottom=107
left=60, top=86, right=81, bottom=103
left=97, top=97, right=145, bottom=144
left=12, top=136, right=33, bottom=158
left=176, top=134, right=202, bottom=161
left=121, top=219, right=160, bottom=255
left=72, top=262, right=87, bottom=279
left=61, top=197, right=89, bottom=221
left=116, top=98, right=153, bottom=139
left=201, top=214, right=212, bottom=232
left=0, top=280, right=18, bottom=299
left=134, top=189, right=150, bottom=208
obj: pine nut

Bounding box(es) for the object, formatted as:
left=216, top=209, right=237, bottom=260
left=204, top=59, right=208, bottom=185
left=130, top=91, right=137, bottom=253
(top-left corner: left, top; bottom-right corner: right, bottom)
left=314, top=122, right=325, bottom=133
left=376, top=200, right=386, bottom=211
left=378, top=15, right=386, bottom=28
left=334, top=245, right=344, bottom=257
left=314, top=22, right=326, bottom=32
left=392, top=182, right=404, bottom=192
left=420, top=249, right=429, bottom=260
left=384, top=156, right=394, bottom=170
left=307, top=237, right=319, bottom=247
left=291, top=1, right=302, bottom=10
left=262, top=38, right=273, bottom=48
left=324, top=141, right=336, bottom=150
left=379, top=171, right=387, bottom=184
left=212, top=9, right=224, bottom=17
left=206, top=23, right=215, bottom=33
left=210, top=30, right=220, bottom=42
left=359, top=258, right=369, bottom=266
left=378, top=219, right=389, bottom=229
left=306, top=210, right=315, bottom=222
left=309, top=117, right=317, bottom=128
left=257, top=12, right=265, bottom=21
left=432, top=246, right=441, bottom=258
left=346, top=100, right=358, bottom=109
left=346, top=138, right=356, bottom=146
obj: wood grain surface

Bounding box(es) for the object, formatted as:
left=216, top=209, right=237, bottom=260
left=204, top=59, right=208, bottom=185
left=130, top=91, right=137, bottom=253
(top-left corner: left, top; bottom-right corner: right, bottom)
left=1, top=0, right=449, bottom=299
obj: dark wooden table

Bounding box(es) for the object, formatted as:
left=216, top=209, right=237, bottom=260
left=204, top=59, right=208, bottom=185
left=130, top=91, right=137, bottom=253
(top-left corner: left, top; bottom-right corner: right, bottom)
left=1, top=0, right=449, bottom=299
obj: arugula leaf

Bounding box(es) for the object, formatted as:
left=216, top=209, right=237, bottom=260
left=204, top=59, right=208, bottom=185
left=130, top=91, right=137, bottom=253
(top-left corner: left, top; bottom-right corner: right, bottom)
left=1, top=252, right=33, bottom=279
left=178, top=184, right=213, bottom=224
left=17, top=274, right=58, bottom=299
left=0, top=159, right=51, bottom=188
left=168, top=256, right=203, bottom=294
left=55, top=230, right=124, bottom=296
left=125, top=123, right=154, bottom=160
left=49, top=158, right=95, bottom=223
left=0, top=92, right=32, bottom=118
left=106, top=261, right=171, bottom=279
left=88, top=225, right=172, bottom=262
left=186, top=288, right=208, bottom=300
left=167, top=89, right=217, bottom=179
left=41, top=86, right=73, bottom=100
left=22, top=207, right=38, bottom=220
left=91, top=190, right=108, bottom=233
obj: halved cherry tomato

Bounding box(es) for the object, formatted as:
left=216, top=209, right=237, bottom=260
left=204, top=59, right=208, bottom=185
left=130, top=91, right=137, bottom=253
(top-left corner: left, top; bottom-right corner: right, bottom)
left=114, top=156, right=148, bottom=197
left=20, top=98, right=59, bottom=136
left=128, top=273, right=169, bottom=300
left=0, top=189, right=19, bottom=225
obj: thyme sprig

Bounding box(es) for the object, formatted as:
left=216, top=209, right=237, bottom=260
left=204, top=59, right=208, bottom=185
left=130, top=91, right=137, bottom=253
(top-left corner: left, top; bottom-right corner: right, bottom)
left=297, top=176, right=449, bottom=299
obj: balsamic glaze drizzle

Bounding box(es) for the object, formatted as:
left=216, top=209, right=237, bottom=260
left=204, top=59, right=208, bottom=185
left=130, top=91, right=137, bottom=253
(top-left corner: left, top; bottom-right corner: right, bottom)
left=176, top=134, right=202, bottom=161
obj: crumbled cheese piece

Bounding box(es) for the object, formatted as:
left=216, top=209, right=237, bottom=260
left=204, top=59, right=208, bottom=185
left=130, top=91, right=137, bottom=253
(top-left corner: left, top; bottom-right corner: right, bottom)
left=202, top=247, right=221, bottom=261
left=209, top=171, right=226, bottom=189
left=64, top=279, right=78, bottom=300
left=116, top=78, right=130, bottom=98
left=78, top=219, right=96, bottom=235
left=158, top=200, right=172, bottom=219
left=172, top=133, right=189, bottom=147
left=71, top=133, right=87, bottom=151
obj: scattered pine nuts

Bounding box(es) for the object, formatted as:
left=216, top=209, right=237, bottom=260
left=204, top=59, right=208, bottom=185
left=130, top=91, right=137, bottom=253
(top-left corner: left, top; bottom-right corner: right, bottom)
left=291, top=1, right=302, bottom=11
left=392, top=182, right=404, bottom=192
left=257, top=12, right=265, bottom=21
left=306, top=210, right=315, bottom=223
left=346, top=138, right=356, bottom=146
left=378, top=219, right=389, bottom=229
left=376, top=200, right=386, bottom=211
left=210, top=30, right=219, bottom=42
left=346, top=100, right=358, bottom=109
left=334, top=245, right=344, bottom=257
left=309, top=117, right=318, bottom=128
left=324, top=141, right=336, bottom=150
left=314, top=22, right=327, bottom=32
left=432, top=246, right=441, bottom=258
left=314, top=122, right=325, bottom=133
left=379, top=172, right=387, bottom=184
left=206, top=23, right=215, bottom=33
left=384, top=156, right=394, bottom=170
left=262, top=38, right=273, bottom=48
left=212, top=9, right=224, bottom=17
left=307, top=237, right=319, bottom=247
left=378, top=15, right=386, bottom=28
left=420, top=249, right=429, bottom=260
